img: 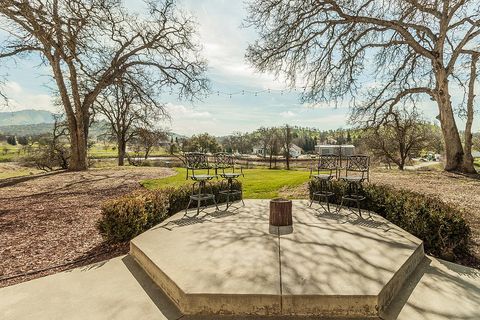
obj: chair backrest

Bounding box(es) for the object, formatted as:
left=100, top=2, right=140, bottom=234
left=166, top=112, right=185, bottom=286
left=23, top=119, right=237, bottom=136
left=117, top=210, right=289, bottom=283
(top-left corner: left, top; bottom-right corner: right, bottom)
left=317, top=155, right=339, bottom=170
left=214, top=152, right=234, bottom=168
left=346, top=155, right=369, bottom=172
left=184, top=152, right=209, bottom=169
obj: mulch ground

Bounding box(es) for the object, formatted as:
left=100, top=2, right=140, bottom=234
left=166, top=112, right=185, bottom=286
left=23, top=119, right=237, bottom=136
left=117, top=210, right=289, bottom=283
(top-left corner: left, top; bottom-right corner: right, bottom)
left=0, top=167, right=174, bottom=288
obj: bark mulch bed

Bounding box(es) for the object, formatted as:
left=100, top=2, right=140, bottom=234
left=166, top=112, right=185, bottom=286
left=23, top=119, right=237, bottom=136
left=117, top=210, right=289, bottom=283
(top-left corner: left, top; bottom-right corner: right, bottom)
left=0, top=167, right=175, bottom=288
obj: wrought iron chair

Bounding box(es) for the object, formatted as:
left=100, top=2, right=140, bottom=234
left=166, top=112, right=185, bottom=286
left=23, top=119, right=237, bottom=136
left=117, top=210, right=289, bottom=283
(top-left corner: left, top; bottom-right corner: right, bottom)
left=337, top=155, right=370, bottom=217
left=344, top=155, right=370, bottom=182
left=214, top=153, right=244, bottom=210
left=309, top=155, right=339, bottom=212
left=184, top=152, right=218, bottom=215
left=184, top=152, right=212, bottom=180
left=310, top=155, right=340, bottom=180
left=213, top=152, right=244, bottom=176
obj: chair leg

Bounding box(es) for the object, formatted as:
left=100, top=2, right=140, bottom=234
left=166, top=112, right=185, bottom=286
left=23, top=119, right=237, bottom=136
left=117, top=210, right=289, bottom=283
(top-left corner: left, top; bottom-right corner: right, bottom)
left=185, top=198, right=192, bottom=214
left=225, top=193, right=230, bottom=211
left=357, top=199, right=362, bottom=217
left=213, top=195, right=219, bottom=211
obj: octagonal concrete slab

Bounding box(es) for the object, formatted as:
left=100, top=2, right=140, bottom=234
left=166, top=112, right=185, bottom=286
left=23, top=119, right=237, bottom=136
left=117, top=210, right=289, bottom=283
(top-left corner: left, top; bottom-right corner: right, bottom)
left=130, top=199, right=424, bottom=318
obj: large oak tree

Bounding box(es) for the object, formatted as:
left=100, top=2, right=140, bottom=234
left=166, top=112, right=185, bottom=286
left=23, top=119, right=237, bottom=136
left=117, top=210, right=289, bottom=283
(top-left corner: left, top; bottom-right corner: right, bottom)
left=245, top=0, right=480, bottom=173
left=0, top=0, right=208, bottom=170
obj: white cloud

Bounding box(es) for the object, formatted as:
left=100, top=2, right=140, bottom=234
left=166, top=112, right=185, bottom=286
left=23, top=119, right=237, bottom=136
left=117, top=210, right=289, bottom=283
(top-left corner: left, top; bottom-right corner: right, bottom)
left=280, top=110, right=296, bottom=118
left=0, top=81, right=56, bottom=112
left=166, top=103, right=212, bottom=119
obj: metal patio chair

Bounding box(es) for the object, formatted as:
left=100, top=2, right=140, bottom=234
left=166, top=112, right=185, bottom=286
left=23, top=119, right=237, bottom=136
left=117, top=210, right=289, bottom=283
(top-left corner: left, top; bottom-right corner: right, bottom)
left=214, top=153, right=244, bottom=210
left=184, top=152, right=218, bottom=215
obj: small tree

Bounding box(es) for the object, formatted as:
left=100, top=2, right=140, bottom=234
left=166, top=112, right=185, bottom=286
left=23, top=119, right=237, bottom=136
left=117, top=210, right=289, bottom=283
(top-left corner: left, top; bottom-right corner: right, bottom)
left=363, top=110, right=434, bottom=170
left=6, top=136, right=16, bottom=146
left=183, top=133, right=220, bottom=153
left=95, top=80, right=167, bottom=166
left=16, top=136, right=28, bottom=146
left=25, top=114, right=70, bottom=171
left=281, top=125, right=292, bottom=170
left=133, top=128, right=169, bottom=160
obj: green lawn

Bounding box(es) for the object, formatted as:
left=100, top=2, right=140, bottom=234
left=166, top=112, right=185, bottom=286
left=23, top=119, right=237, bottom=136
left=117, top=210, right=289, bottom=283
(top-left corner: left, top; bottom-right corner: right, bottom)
left=141, top=167, right=311, bottom=199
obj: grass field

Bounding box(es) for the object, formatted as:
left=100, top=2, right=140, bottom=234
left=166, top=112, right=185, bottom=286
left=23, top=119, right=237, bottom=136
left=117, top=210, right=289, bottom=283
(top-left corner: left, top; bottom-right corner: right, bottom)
left=0, top=142, right=23, bottom=162
left=88, top=143, right=170, bottom=159
left=141, top=167, right=311, bottom=199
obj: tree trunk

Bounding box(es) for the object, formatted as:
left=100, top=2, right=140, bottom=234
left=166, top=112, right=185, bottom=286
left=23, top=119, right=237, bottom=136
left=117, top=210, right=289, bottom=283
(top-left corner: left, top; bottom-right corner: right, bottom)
left=117, top=136, right=126, bottom=166
left=68, top=121, right=88, bottom=171
left=435, top=71, right=465, bottom=171
left=462, top=54, right=478, bottom=174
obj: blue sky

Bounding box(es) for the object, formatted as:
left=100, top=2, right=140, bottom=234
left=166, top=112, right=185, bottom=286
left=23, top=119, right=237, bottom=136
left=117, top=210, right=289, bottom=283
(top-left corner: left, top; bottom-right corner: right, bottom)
left=0, top=0, right=476, bottom=136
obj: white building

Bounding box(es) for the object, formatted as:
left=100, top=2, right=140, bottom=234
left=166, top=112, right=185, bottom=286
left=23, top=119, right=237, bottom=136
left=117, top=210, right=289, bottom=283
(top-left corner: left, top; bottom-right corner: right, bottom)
left=253, top=143, right=303, bottom=158
left=253, top=146, right=267, bottom=157
left=288, top=144, right=303, bottom=158
left=315, top=144, right=355, bottom=156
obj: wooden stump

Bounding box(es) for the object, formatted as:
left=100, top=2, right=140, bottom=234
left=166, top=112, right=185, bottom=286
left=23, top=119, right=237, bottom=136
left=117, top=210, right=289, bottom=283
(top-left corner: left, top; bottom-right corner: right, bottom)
left=269, top=198, right=293, bottom=226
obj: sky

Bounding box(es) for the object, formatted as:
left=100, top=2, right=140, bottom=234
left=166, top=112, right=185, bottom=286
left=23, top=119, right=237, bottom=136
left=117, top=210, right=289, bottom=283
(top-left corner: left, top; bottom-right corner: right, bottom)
left=0, top=0, right=476, bottom=136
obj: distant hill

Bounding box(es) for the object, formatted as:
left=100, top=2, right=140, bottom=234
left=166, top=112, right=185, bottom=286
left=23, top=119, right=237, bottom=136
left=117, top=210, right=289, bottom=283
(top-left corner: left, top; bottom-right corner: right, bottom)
left=0, top=121, right=109, bottom=138
left=0, top=109, right=56, bottom=126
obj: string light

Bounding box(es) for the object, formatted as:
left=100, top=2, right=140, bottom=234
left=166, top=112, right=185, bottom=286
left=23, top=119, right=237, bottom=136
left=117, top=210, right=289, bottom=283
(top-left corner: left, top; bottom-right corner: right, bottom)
left=210, top=86, right=307, bottom=98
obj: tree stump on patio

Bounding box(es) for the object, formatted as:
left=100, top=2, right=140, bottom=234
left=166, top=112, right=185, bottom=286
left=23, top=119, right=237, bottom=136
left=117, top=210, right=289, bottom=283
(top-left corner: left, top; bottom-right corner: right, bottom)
left=269, top=198, right=292, bottom=226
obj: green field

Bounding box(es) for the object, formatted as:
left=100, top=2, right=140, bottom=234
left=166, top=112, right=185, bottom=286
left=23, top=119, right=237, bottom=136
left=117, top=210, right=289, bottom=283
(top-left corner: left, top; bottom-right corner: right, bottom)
left=0, top=143, right=23, bottom=162
left=88, top=143, right=170, bottom=159
left=141, top=168, right=311, bottom=199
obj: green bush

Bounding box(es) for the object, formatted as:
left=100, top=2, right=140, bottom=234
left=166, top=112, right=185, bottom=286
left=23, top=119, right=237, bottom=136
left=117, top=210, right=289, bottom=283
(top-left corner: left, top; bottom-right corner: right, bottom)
left=98, top=190, right=169, bottom=242
left=98, top=180, right=242, bottom=242
left=309, top=180, right=471, bottom=261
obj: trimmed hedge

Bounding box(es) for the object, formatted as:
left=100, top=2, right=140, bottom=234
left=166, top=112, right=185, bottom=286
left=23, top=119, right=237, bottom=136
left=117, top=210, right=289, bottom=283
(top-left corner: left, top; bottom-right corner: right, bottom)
left=98, top=180, right=241, bottom=242
left=309, top=179, right=471, bottom=260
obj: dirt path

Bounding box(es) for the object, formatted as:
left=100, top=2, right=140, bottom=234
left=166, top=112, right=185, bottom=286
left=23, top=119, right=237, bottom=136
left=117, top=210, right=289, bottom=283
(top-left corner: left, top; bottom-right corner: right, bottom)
left=0, top=167, right=175, bottom=288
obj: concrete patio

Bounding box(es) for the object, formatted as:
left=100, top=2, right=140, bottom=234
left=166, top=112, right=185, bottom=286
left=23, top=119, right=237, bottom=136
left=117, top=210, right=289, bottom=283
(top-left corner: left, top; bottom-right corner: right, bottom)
left=1, top=200, right=479, bottom=319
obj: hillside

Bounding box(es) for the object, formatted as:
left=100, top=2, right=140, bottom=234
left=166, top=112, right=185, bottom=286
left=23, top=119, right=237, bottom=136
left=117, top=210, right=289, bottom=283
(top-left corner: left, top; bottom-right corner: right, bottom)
left=0, top=109, right=55, bottom=126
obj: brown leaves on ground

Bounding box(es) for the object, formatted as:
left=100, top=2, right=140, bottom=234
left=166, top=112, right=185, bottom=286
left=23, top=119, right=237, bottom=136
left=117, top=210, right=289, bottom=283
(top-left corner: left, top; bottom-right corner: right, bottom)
left=0, top=167, right=175, bottom=288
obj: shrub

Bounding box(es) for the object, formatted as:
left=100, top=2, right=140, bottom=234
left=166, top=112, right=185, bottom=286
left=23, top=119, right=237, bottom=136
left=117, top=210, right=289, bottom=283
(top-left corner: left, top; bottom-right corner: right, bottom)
left=308, top=179, right=471, bottom=261
left=98, top=180, right=242, bottom=242
left=98, top=190, right=169, bottom=242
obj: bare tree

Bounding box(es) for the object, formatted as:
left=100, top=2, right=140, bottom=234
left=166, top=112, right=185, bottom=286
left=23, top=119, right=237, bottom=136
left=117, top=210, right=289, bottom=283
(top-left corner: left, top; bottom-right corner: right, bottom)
left=94, top=78, right=167, bottom=166
left=280, top=124, right=292, bottom=170
left=133, top=127, right=169, bottom=160
left=0, top=0, right=208, bottom=170
left=245, top=0, right=480, bottom=173
left=363, top=109, right=435, bottom=170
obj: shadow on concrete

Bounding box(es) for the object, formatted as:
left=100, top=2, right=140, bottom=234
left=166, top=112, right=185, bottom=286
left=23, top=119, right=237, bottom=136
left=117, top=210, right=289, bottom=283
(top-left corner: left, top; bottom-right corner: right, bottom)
left=122, top=255, right=183, bottom=320
left=389, top=256, right=480, bottom=320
